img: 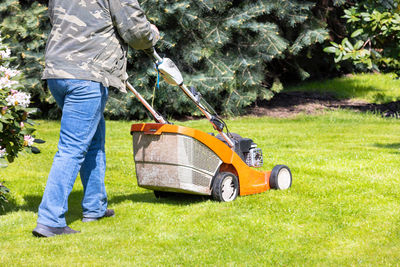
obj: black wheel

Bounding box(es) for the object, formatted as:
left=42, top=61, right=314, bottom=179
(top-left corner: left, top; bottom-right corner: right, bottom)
left=212, top=172, right=239, bottom=202
left=269, top=165, right=292, bottom=190
left=153, top=190, right=172, bottom=198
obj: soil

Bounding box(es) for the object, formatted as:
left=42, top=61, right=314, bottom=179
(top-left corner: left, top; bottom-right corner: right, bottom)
left=247, top=91, right=400, bottom=118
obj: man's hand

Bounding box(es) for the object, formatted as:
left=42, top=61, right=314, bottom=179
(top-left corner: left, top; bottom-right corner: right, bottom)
left=143, top=24, right=160, bottom=55
left=151, top=24, right=160, bottom=44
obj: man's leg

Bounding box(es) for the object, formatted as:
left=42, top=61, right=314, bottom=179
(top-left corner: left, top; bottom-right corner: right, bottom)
left=37, top=79, right=107, bottom=228
left=80, top=93, right=108, bottom=218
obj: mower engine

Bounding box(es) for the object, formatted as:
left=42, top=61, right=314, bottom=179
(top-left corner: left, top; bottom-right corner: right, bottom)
left=245, top=145, right=263, bottom=168
left=216, top=133, right=264, bottom=168
left=236, top=138, right=264, bottom=168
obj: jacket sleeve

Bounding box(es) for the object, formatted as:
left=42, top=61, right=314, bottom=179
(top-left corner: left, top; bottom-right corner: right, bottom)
left=109, top=0, right=157, bottom=50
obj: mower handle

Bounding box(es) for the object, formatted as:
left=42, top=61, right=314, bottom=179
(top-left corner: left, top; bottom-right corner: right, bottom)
left=126, top=81, right=168, bottom=124
left=152, top=49, right=163, bottom=63
left=146, top=47, right=236, bottom=148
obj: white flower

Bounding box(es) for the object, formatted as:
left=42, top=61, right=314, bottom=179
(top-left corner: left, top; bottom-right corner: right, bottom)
left=6, top=90, right=30, bottom=108
left=0, top=147, right=6, bottom=158
left=0, top=76, right=18, bottom=89
left=0, top=66, right=20, bottom=78
left=24, top=135, right=35, bottom=147
left=0, top=48, right=11, bottom=59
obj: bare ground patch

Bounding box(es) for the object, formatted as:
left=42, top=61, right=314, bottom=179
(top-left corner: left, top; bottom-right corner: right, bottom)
left=248, top=91, right=400, bottom=118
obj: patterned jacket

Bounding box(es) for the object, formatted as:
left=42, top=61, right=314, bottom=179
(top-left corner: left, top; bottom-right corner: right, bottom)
left=42, top=0, right=158, bottom=92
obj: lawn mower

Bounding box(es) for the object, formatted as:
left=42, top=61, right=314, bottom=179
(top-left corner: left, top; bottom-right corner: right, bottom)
left=128, top=48, right=292, bottom=202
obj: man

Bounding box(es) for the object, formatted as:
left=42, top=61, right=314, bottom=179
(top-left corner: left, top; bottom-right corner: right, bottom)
left=32, top=0, right=159, bottom=237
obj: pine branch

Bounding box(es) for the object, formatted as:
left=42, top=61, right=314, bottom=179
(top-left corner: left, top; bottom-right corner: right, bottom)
left=290, top=28, right=329, bottom=55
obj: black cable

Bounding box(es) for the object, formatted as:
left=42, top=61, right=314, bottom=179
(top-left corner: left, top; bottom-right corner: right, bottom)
left=216, top=115, right=232, bottom=137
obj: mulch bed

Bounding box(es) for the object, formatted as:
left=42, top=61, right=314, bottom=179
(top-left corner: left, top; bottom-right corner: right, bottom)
left=248, top=91, right=400, bottom=118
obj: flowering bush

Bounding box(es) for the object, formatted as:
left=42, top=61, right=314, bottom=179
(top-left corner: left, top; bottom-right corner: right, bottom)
left=0, top=32, right=40, bottom=206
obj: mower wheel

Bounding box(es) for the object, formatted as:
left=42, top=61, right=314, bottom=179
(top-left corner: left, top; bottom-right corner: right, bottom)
left=212, top=172, right=239, bottom=202
left=153, top=190, right=172, bottom=198
left=269, top=165, right=292, bottom=190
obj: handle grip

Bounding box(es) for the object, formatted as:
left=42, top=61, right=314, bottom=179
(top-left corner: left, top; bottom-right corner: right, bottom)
left=145, top=47, right=162, bottom=63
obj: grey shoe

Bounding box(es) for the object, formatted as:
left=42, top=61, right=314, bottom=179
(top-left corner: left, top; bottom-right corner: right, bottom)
left=82, top=209, right=115, bottom=222
left=32, top=223, right=80, bottom=238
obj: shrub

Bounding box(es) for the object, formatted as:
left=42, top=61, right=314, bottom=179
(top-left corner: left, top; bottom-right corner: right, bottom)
left=0, top=32, right=39, bottom=207
left=324, top=1, right=400, bottom=74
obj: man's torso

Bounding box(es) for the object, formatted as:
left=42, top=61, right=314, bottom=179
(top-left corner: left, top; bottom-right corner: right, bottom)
left=42, top=0, right=128, bottom=92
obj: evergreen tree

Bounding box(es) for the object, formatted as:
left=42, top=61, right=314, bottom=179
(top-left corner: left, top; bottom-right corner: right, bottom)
left=1, top=0, right=339, bottom=118
left=117, top=0, right=331, bottom=118
left=0, top=0, right=49, bottom=101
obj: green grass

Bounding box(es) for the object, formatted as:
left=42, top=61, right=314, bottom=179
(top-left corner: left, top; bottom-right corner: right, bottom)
left=1, top=110, right=399, bottom=265
left=286, top=73, right=400, bottom=104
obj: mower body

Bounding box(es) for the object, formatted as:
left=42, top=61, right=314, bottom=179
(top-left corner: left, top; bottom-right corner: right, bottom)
left=131, top=123, right=271, bottom=196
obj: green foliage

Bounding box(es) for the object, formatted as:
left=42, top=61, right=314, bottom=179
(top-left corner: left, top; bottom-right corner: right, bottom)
left=324, top=1, right=400, bottom=74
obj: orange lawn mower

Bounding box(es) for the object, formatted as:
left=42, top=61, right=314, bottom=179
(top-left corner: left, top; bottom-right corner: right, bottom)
left=128, top=49, right=292, bottom=202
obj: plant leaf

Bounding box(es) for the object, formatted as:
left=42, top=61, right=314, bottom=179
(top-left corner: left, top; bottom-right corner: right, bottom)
left=351, top=29, right=364, bottom=38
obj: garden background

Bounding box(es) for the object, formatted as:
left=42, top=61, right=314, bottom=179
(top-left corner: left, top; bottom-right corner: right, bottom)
left=1, top=0, right=400, bottom=265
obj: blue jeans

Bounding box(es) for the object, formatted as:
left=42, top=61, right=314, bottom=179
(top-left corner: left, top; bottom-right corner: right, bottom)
left=37, top=79, right=109, bottom=227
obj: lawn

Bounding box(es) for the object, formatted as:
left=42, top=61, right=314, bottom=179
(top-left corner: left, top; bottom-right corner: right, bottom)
left=286, top=73, right=400, bottom=104
left=1, top=109, right=399, bottom=265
